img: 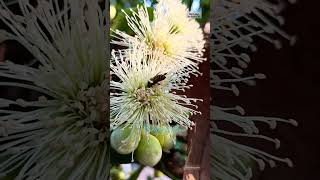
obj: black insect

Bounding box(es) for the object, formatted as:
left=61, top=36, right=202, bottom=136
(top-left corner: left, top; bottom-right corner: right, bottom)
left=147, top=74, right=167, bottom=88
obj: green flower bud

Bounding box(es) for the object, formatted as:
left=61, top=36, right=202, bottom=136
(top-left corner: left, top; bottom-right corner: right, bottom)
left=151, top=126, right=176, bottom=152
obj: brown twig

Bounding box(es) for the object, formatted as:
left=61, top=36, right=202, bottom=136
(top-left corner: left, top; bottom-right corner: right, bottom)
left=183, top=41, right=211, bottom=179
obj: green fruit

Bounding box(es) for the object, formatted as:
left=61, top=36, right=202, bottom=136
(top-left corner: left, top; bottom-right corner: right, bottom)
left=135, top=133, right=162, bottom=166
left=151, top=126, right=176, bottom=152
left=111, top=126, right=140, bottom=155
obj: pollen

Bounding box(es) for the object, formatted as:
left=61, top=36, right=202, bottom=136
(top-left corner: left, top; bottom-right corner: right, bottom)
left=134, top=87, right=155, bottom=105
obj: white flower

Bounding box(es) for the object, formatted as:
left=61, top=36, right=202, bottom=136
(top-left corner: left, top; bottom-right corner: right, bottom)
left=0, top=0, right=109, bottom=179
left=211, top=107, right=297, bottom=179
left=111, top=0, right=205, bottom=74
left=110, top=45, right=201, bottom=133
left=211, top=0, right=298, bottom=179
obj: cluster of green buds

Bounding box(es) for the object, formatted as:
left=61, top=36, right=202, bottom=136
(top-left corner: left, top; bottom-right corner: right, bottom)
left=111, top=125, right=176, bottom=166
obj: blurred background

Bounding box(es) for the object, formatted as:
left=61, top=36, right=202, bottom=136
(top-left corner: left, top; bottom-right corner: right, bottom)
left=110, top=0, right=209, bottom=22
left=213, top=1, right=320, bottom=179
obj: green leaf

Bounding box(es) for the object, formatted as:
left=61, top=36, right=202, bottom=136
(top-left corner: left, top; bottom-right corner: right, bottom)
left=111, top=7, right=154, bottom=36
left=127, top=166, right=144, bottom=180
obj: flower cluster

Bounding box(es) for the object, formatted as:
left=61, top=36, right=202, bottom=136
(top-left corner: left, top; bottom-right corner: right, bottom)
left=110, top=0, right=205, bottom=166
left=110, top=1, right=205, bottom=137
left=0, top=0, right=206, bottom=178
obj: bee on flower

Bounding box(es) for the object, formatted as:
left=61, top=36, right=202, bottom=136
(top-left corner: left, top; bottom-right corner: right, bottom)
left=110, top=44, right=202, bottom=134
left=109, top=44, right=202, bottom=166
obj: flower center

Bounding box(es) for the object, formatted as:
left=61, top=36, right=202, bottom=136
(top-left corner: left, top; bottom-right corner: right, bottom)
left=146, top=32, right=175, bottom=56
left=135, top=88, right=156, bottom=106
left=72, top=84, right=108, bottom=131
